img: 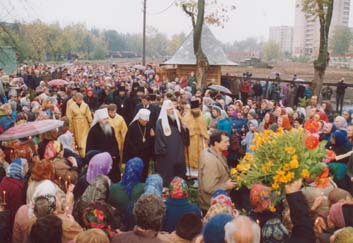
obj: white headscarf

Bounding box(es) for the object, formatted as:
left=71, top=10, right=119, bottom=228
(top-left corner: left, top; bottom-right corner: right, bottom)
left=28, top=180, right=57, bottom=217
left=130, top=108, right=151, bottom=126
left=158, top=100, right=181, bottom=136
left=91, top=108, right=109, bottom=127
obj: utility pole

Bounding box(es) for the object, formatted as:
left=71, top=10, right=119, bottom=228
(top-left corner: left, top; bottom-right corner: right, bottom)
left=142, top=0, right=147, bottom=65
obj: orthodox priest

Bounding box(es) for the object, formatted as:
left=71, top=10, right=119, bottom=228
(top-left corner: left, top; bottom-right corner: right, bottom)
left=154, top=100, right=189, bottom=186
left=66, top=93, right=92, bottom=157
left=86, top=108, right=121, bottom=182
left=123, top=108, right=154, bottom=181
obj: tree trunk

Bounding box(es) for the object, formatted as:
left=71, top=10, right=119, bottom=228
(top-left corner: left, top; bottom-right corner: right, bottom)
left=193, top=0, right=209, bottom=88
left=312, top=0, right=333, bottom=97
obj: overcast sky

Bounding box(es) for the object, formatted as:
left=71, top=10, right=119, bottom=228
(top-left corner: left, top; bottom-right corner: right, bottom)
left=2, top=0, right=353, bottom=43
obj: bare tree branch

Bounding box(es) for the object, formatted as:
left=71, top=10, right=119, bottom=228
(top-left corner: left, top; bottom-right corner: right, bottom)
left=182, top=4, right=196, bottom=28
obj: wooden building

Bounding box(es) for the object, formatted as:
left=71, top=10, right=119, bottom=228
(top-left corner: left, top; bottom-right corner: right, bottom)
left=160, top=26, right=238, bottom=84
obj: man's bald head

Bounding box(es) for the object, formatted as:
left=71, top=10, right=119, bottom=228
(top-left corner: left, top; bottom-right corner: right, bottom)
left=225, top=216, right=260, bottom=243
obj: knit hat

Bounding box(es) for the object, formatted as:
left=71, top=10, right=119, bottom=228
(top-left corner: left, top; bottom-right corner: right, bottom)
left=169, top=177, right=188, bottom=199
left=250, top=184, right=276, bottom=213
left=334, top=227, right=353, bottom=243
left=203, top=214, right=234, bottom=243
left=261, top=218, right=289, bottom=243
left=31, top=159, right=54, bottom=181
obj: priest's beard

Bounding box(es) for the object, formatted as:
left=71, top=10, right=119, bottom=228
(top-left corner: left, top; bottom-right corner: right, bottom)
left=191, top=110, right=201, bottom=118
left=168, top=113, right=176, bottom=121
left=100, top=123, right=112, bottom=136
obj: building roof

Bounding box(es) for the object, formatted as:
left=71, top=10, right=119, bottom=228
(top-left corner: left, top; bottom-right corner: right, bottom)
left=163, top=25, right=238, bottom=66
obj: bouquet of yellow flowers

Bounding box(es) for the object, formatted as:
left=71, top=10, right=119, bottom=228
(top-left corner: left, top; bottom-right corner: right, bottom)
left=231, top=126, right=330, bottom=205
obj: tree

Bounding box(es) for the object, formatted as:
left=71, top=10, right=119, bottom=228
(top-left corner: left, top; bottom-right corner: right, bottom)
left=179, top=0, right=235, bottom=87
left=262, top=41, right=282, bottom=62
left=331, top=26, right=352, bottom=55
left=301, top=0, right=334, bottom=96
left=167, top=33, right=186, bottom=55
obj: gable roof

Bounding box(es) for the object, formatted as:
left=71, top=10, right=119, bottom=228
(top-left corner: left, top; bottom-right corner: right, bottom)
left=163, top=25, right=238, bottom=66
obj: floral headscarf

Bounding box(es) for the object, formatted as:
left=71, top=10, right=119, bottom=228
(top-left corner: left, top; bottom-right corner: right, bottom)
left=86, top=152, right=112, bottom=184
left=169, top=177, right=188, bottom=199
left=121, top=157, right=144, bottom=198
left=6, top=158, right=28, bottom=181
left=143, top=174, right=163, bottom=198
left=82, top=207, right=113, bottom=238
left=250, top=184, right=276, bottom=213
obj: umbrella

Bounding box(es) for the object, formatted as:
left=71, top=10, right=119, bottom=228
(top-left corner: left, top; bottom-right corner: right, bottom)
left=48, top=79, right=68, bottom=86
left=208, top=85, right=232, bottom=95
left=132, top=64, right=146, bottom=71
left=0, top=120, right=64, bottom=141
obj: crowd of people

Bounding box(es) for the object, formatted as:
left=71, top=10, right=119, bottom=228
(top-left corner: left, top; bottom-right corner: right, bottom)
left=0, top=62, right=352, bottom=243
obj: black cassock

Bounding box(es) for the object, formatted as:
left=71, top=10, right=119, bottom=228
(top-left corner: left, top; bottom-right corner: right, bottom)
left=123, top=121, right=154, bottom=182
left=86, top=123, right=121, bottom=182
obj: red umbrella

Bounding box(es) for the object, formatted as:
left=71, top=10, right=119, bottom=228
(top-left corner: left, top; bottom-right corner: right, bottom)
left=48, top=79, right=68, bottom=86
left=0, top=120, right=64, bottom=141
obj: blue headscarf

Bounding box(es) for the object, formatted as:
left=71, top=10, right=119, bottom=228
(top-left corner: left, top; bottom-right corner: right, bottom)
left=6, top=158, right=28, bottom=181
left=121, top=157, right=144, bottom=198
left=333, top=130, right=348, bottom=147
left=143, top=174, right=163, bottom=198
left=203, top=214, right=234, bottom=243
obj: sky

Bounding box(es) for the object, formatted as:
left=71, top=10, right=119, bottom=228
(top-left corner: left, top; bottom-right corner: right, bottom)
left=1, top=0, right=353, bottom=43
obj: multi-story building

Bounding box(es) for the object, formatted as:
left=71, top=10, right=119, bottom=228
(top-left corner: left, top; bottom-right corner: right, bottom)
left=292, top=0, right=350, bottom=57
left=269, top=26, right=293, bottom=55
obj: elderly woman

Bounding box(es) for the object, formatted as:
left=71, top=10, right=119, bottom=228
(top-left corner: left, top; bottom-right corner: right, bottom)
left=334, top=116, right=348, bottom=135
left=73, top=152, right=112, bottom=200
left=143, top=174, right=164, bottom=198
left=0, top=158, right=28, bottom=226
left=108, top=157, right=145, bottom=213
left=162, top=177, right=201, bottom=232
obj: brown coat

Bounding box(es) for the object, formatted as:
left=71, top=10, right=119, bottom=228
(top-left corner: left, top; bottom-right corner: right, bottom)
left=158, top=232, right=191, bottom=243
left=198, top=148, right=230, bottom=210
left=111, top=227, right=162, bottom=243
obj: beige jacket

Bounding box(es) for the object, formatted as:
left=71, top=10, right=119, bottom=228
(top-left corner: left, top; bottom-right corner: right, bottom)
left=198, top=148, right=230, bottom=210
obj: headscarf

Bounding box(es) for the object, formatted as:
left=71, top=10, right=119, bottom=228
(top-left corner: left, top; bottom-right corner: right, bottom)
left=335, top=116, right=348, bottom=131
left=86, top=152, right=112, bottom=184
left=261, top=218, right=289, bottom=243
left=329, top=202, right=346, bottom=228
left=58, top=131, right=74, bottom=151
left=28, top=180, right=57, bottom=217
left=333, top=227, right=353, bottom=243
left=158, top=100, right=181, bottom=136
left=210, top=193, right=233, bottom=208
left=143, top=174, right=163, bottom=198
left=332, top=130, right=348, bottom=147
left=6, top=158, right=28, bottom=181
left=203, top=214, right=234, bottom=243
left=204, top=204, right=233, bottom=223
left=169, top=177, right=188, bottom=199
left=129, top=108, right=150, bottom=126
left=280, top=115, right=291, bottom=130
left=250, top=184, right=276, bottom=213
left=91, top=108, right=109, bottom=128
left=31, top=159, right=54, bottom=181
left=120, top=157, right=144, bottom=198
left=248, top=119, right=259, bottom=130
left=82, top=207, right=113, bottom=238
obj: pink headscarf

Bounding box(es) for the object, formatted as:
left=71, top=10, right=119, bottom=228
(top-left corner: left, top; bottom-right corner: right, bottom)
left=329, top=202, right=345, bottom=228
left=86, top=152, right=112, bottom=184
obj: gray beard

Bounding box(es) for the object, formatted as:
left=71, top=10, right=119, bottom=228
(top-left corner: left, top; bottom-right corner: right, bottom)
left=168, top=114, right=176, bottom=121
left=100, top=123, right=112, bottom=136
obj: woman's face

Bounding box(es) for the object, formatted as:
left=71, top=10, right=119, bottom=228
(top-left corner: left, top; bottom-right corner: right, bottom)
left=343, top=111, right=350, bottom=121
left=277, top=117, right=283, bottom=127
left=334, top=118, right=341, bottom=128
left=321, top=103, right=327, bottom=110
left=348, top=126, right=353, bottom=137
left=324, top=123, right=333, bottom=134
left=211, top=109, right=219, bottom=117
left=227, top=107, right=234, bottom=117
left=293, top=120, right=300, bottom=129
left=264, top=113, right=270, bottom=123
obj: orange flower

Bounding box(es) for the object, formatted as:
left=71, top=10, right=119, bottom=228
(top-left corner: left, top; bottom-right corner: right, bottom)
left=326, top=150, right=336, bottom=161
left=305, top=135, right=319, bottom=150
left=301, top=169, right=310, bottom=178
left=304, top=119, right=320, bottom=133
